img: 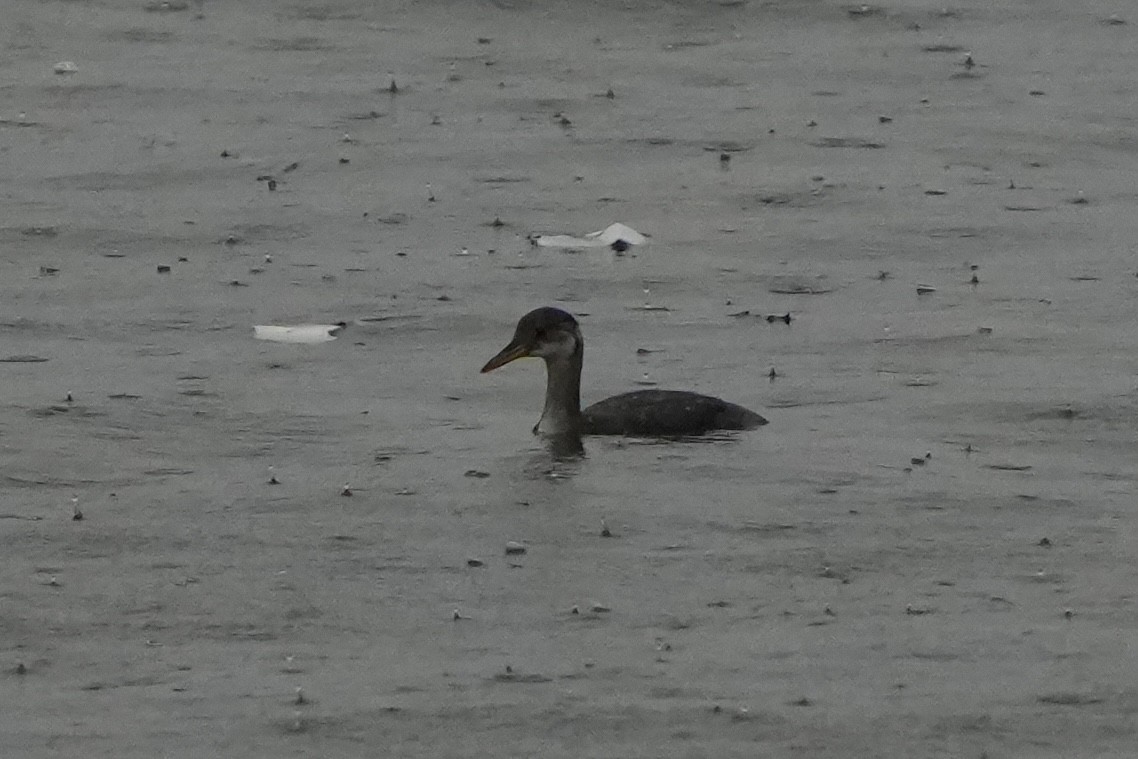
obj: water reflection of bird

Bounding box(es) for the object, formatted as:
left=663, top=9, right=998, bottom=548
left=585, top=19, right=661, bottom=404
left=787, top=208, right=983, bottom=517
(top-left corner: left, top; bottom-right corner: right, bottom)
left=481, top=307, right=768, bottom=438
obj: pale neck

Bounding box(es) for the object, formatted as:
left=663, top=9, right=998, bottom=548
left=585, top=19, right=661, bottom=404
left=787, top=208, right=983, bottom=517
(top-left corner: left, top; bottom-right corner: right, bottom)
left=537, top=347, right=583, bottom=437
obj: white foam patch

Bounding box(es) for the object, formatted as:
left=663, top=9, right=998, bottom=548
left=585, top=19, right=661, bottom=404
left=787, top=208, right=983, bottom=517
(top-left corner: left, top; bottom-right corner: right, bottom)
left=533, top=222, right=647, bottom=249
left=253, top=324, right=344, bottom=344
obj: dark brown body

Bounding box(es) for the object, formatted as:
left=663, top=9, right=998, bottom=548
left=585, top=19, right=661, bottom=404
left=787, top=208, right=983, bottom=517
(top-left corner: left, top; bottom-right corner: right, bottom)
left=483, top=307, right=768, bottom=438
left=583, top=389, right=767, bottom=436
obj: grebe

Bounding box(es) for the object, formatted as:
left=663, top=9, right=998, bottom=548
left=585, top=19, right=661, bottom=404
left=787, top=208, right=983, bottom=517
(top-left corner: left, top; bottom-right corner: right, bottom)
left=481, top=307, right=767, bottom=437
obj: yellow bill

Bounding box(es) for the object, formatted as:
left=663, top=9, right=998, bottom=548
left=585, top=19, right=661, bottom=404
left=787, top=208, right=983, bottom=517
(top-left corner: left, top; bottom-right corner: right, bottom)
left=481, top=341, right=530, bottom=373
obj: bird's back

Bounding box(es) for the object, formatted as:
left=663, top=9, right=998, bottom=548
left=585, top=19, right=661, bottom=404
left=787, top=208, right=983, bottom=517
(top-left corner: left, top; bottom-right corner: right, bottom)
left=582, top=389, right=767, bottom=437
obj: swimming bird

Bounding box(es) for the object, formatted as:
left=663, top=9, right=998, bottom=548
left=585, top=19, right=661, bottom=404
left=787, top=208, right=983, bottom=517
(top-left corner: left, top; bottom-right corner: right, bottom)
left=481, top=307, right=767, bottom=437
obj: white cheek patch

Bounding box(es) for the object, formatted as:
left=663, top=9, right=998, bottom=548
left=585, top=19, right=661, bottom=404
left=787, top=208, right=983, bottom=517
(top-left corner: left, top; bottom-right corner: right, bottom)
left=533, top=331, right=578, bottom=360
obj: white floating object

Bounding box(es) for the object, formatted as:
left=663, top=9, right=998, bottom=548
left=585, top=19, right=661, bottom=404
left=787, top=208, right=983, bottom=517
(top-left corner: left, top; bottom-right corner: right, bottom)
left=585, top=222, right=646, bottom=246
left=533, top=222, right=646, bottom=249
left=253, top=323, right=344, bottom=344
left=53, top=61, right=79, bottom=75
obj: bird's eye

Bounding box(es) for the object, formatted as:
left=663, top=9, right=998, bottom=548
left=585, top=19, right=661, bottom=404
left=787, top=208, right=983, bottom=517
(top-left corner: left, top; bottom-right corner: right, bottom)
left=534, top=328, right=546, bottom=341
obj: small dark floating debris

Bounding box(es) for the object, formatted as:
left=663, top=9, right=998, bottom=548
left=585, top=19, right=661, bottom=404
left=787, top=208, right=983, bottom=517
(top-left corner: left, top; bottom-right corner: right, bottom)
left=986, top=463, right=1032, bottom=472
left=0, top=355, right=49, bottom=363
left=464, top=470, right=490, bottom=479
left=493, top=671, right=552, bottom=684
left=477, top=175, right=531, bottom=184
left=1037, top=692, right=1104, bottom=706
left=346, top=111, right=384, bottom=120
left=282, top=162, right=299, bottom=173
left=810, top=137, right=884, bottom=149
left=768, top=282, right=833, bottom=295
left=145, top=467, right=193, bottom=476
left=157, top=265, right=171, bottom=273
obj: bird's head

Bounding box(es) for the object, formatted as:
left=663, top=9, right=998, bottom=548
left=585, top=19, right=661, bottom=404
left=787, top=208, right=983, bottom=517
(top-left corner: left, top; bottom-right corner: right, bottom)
left=481, top=307, right=583, bottom=372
